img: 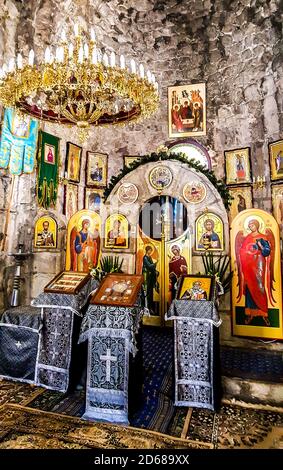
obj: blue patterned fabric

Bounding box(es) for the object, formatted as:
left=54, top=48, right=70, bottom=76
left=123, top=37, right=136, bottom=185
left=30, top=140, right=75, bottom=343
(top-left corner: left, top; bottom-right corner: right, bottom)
left=0, top=306, right=41, bottom=384
left=0, top=108, right=39, bottom=175
left=79, top=303, right=144, bottom=425
left=31, top=278, right=96, bottom=392
left=166, top=300, right=221, bottom=411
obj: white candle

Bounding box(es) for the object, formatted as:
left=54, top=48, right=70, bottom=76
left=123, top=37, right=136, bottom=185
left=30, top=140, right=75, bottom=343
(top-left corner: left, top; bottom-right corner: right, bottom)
left=110, top=51, right=115, bottom=67
left=103, top=53, right=109, bottom=66
left=90, top=27, right=96, bottom=42
left=74, top=23, right=79, bottom=37
left=45, top=47, right=51, bottom=63
left=120, top=54, right=125, bottom=69
left=8, top=58, right=15, bottom=72
left=56, top=46, right=61, bottom=62
left=84, top=43, right=89, bottom=59
left=61, top=30, right=67, bottom=42
left=130, top=59, right=136, bottom=74
left=97, top=49, right=102, bottom=63
left=17, top=53, right=23, bottom=69
left=139, top=64, right=144, bottom=78
left=68, top=44, right=74, bottom=59
left=28, top=49, right=34, bottom=66
left=78, top=46, right=84, bottom=63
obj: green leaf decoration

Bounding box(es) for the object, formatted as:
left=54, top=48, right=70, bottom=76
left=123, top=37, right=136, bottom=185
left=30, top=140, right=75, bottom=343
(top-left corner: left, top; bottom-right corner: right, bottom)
left=103, top=151, right=232, bottom=209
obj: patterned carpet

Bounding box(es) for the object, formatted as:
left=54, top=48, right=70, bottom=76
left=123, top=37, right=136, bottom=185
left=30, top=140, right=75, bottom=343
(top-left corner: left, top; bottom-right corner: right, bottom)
left=0, top=403, right=204, bottom=449
left=0, top=385, right=282, bottom=448
left=0, top=326, right=283, bottom=449
left=28, top=326, right=175, bottom=433
left=168, top=400, right=283, bottom=449
left=0, top=379, right=44, bottom=407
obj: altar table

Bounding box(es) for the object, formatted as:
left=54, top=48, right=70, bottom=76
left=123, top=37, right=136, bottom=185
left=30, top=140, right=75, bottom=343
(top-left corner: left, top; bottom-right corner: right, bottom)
left=78, top=303, right=144, bottom=425
left=31, top=279, right=97, bottom=392
left=0, top=278, right=96, bottom=392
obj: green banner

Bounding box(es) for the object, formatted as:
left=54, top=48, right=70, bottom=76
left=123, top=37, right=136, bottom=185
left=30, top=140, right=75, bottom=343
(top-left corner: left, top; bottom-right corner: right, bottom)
left=37, top=130, right=59, bottom=209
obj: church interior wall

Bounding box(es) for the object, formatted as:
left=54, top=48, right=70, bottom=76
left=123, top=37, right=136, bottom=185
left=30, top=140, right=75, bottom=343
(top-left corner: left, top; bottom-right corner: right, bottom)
left=0, top=0, right=283, bottom=357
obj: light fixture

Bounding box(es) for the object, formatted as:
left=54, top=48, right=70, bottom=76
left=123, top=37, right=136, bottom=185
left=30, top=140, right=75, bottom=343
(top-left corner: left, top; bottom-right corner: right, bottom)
left=0, top=24, right=159, bottom=141
left=252, top=175, right=266, bottom=190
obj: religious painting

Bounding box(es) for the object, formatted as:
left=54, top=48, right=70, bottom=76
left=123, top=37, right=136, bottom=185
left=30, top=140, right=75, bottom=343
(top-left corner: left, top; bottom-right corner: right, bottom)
left=225, top=147, right=251, bottom=185
left=124, top=156, right=143, bottom=169
left=104, top=213, right=129, bottom=249
left=165, top=233, right=192, bottom=304
left=271, top=183, right=283, bottom=232
left=182, top=181, right=207, bottom=204
left=176, top=275, right=213, bottom=301
left=168, top=83, right=206, bottom=138
left=64, top=183, right=78, bottom=222
left=269, top=139, right=283, bottom=181
left=65, top=142, right=82, bottom=183
left=117, top=183, right=138, bottom=205
left=149, top=165, right=173, bottom=191
left=65, top=209, right=101, bottom=273
left=136, top=229, right=161, bottom=321
left=231, top=209, right=283, bottom=340
left=136, top=221, right=192, bottom=325
left=84, top=188, right=104, bottom=214
left=44, top=271, right=90, bottom=294
left=86, top=152, right=108, bottom=187
left=90, top=273, right=144, bottom=307
left=168, top=138, right=211, bottom=169
left=44, top=143, right=56, bottom=165
left=228, top=185, right=253, bottom=223
left=11, top=112, right=30, bottom=138
left=34, top=215, right=57, bottom=249
left=195, top=212, right=224, bottom=252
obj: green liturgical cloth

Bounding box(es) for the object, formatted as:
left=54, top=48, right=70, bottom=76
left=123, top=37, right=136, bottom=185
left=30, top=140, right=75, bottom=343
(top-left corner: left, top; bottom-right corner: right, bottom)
left=37, top=130, right=59, bottom=209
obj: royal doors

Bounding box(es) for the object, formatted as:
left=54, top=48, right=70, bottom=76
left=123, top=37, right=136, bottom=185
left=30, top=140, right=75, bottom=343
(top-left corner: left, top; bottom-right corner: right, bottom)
left=136, top=196, right=191, bottom=326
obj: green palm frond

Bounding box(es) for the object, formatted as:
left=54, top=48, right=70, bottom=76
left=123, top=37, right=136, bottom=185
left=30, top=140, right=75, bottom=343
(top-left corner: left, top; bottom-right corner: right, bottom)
left=201, top=252, right=232, bottom=294
left=90, top=256, right=124, bottom=281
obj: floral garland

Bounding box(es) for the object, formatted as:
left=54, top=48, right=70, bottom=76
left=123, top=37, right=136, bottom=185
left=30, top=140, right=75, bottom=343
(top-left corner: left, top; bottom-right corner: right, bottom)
left=104, top=151, right=232, bottom=209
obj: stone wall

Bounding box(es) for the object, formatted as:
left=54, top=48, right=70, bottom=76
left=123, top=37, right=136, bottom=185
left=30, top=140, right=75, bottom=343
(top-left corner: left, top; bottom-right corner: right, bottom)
left=0, top=0, right=282, bottom=349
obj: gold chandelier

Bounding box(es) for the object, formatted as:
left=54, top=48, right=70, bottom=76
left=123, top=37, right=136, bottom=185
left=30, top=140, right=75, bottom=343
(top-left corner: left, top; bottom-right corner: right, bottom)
left=0, top=24, right=159, bottom=140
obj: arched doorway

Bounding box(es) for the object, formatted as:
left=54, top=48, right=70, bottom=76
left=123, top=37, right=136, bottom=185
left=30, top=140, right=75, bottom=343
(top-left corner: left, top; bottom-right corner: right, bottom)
left=136, top=195, right=191, bottom=326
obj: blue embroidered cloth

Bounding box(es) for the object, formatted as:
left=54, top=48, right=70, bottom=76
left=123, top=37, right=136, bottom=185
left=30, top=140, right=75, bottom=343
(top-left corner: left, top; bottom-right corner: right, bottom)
left=0, top=108, right=39, bottom=175
left=79, top=303, right=144, bottom=425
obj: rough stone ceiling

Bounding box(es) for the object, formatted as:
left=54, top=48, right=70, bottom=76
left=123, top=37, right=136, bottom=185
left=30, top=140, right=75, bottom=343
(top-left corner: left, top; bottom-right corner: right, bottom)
left=0, top=1, right=282, bottom=74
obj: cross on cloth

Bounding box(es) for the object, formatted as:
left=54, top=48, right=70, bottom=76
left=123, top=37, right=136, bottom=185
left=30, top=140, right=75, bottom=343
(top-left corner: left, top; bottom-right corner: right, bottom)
left=100, top=348, right=117, bottom=382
